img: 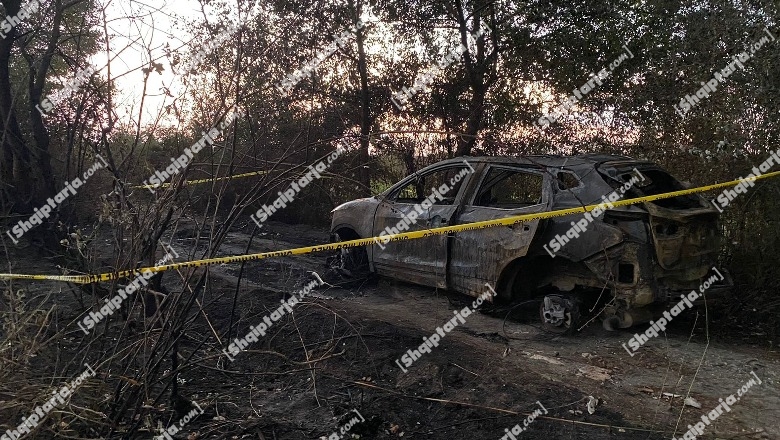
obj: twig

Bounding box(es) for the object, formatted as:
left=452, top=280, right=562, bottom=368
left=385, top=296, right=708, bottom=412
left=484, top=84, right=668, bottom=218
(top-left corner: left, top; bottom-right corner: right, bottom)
left=348, top=380, right=666, bottom=434
left=449, top=362, right=479, bottom=377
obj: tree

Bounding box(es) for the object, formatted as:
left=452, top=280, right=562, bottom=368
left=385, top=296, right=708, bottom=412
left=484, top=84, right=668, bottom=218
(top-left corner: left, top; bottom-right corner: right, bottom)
left=0, top=0, right=100, bottom=211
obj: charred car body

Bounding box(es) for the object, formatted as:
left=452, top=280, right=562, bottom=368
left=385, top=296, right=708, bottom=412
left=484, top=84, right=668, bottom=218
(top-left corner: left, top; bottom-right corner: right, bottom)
left=330, top=154, right=732, bottom=333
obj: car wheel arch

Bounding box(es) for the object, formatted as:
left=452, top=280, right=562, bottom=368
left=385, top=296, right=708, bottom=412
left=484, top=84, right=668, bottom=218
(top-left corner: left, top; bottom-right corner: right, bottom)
left=331, top=224, right=362, bottom=241
left=497, top=255, right=588, bottom=302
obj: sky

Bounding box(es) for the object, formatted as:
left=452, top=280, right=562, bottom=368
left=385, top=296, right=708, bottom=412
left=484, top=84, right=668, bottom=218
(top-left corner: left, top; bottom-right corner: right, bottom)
left=94, top=0, right=623, bottom=138
left=96, top=0, right=391, bottom=128
left=96, top=0, right=214, bottom=127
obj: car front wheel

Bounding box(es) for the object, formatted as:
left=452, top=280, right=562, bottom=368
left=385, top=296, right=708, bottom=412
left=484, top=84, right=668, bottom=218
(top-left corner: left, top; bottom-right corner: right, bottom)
left=327, top=232, right=370, bottom=280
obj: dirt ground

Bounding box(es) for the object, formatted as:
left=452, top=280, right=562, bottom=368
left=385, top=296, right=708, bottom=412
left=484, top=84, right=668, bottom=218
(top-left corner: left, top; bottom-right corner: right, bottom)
left=2, top=220, right=779, bottom=439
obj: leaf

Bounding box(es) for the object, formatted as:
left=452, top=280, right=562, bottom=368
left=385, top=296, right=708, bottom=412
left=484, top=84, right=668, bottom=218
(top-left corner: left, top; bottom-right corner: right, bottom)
left=586, top=396, right=599, bottom=414
left=684, top=397, right=702, bottom=408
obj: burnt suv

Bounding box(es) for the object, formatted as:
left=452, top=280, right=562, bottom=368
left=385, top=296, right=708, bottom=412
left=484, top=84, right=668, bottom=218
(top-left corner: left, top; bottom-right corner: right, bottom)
left=329, top=154, right=732, bottom=333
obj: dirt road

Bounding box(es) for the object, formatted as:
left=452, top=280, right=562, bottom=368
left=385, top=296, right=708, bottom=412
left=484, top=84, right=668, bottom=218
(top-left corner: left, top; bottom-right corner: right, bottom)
left=193, top=221, right=779, bottom=439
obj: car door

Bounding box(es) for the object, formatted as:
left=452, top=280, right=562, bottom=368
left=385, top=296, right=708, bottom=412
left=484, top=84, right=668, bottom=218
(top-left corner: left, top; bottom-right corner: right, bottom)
left=449, top=165, right=553, bottom=298
left=372, top=163, right=473, bottom=288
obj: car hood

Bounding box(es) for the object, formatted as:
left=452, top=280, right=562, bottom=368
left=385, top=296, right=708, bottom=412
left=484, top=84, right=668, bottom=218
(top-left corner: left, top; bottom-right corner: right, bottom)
left=332, top=197, right=378, bottom=213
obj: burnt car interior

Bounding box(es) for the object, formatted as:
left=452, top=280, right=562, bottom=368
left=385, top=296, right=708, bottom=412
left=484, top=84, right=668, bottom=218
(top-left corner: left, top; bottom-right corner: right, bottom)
left=475, top=168, right=544, bottom=208
left=394, top=166, right=469, bottom=205
left=602, top=167, right=703, bottom=209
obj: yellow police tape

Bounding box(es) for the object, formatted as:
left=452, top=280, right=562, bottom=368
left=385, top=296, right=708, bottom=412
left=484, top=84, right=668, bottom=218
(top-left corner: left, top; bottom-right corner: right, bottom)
left=4, top=170, right=780, bottom=284
left=133, top=170, right=267, bottom=189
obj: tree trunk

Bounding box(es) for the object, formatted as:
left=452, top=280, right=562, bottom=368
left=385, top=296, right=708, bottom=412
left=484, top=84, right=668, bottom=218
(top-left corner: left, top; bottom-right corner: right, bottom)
left=452, top=0, right=491, bottom=157
left=27, top=0, right=65, bottom=198
left=456, top=83, right=485, bottom=157
left=0, top=0, right=60, bottom=210
left=0, top=0, right=34, bottom=209
left=355, top=15, right=371, bottom=196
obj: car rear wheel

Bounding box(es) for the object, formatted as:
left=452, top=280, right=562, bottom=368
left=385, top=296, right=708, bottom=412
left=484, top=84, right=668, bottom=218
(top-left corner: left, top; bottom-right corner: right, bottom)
left=539, top=293, right=581, bottom=334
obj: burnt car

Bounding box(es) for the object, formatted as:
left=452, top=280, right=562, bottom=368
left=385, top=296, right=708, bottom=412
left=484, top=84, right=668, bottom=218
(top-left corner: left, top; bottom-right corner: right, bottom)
left=329, top=154, right=732, bottom=333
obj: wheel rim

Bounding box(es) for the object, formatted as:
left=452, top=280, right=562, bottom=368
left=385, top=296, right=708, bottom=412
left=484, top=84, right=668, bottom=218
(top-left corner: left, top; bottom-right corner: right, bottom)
left=328, top=234, right=368, bottom=278
left=540, top=294, right=576, bottom=333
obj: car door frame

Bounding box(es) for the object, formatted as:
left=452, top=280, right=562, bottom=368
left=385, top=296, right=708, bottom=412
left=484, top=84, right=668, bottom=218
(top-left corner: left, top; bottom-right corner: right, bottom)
left=447, top=164, right=554, bottom=298
left=371, top=161, right=475, bottom=288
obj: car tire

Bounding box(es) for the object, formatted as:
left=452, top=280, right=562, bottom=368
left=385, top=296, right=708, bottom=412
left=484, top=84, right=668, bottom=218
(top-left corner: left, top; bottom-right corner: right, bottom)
left=328, top=232, right=370, bottom=280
